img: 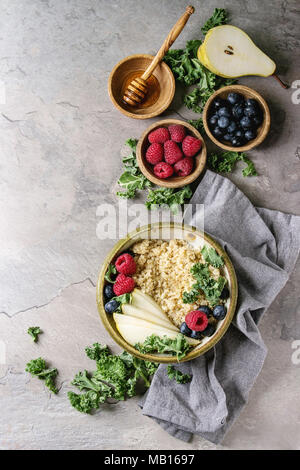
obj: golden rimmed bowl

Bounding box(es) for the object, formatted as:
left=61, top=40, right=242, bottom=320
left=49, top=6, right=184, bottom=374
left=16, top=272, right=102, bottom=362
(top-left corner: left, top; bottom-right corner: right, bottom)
left=136, top=119, right=207, bottom=188
left=108, top=54, right=175, bottom=120
left=96, top=223, right=238, bottom=363
left=203, top=84, right=270, bottom=152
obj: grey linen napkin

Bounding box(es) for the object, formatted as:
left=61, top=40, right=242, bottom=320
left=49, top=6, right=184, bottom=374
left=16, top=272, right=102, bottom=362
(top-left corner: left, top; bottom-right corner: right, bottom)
left=139, top=170, right=300, bottom=444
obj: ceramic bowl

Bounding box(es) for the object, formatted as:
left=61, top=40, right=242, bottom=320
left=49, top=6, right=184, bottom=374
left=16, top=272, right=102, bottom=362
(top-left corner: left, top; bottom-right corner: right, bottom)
left=96, top=223, right=238, bottom=363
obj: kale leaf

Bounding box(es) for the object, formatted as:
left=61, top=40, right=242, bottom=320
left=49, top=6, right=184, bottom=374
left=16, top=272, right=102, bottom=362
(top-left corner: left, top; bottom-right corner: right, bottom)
left=201, top=8, right=228, bottom=35
left=183, top=262, right=227, bottom=307
left=27, top=326, right=42, bottom=343
left=68, top=343, right=158, bottom=414
left=117, top=138, right=152, bottom=199
left=25, top=357, right=58, bottom=394
left=188, top=118, right=206, bottom=135
left=145, top=185, right=192, bottom=214
left=201, top=246, right=224, bottom=268
left=164, top=9, right=236, bottom=114
left=167, top=365, right=192, bottom=384
left=208, top=151, right=258, bottom=177
left=136, top=334, right=191, bottom=361
left=104, top=263, right=117, bottom=283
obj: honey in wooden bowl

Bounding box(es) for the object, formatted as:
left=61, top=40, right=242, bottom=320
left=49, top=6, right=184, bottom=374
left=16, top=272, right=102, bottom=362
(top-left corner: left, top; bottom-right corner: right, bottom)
left=108, top=54, right=175, bottom=120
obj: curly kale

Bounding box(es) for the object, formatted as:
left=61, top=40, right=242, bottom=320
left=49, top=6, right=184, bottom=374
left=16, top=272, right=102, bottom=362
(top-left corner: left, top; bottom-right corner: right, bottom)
left=25, top=357, right=58, bottom=394
left=182, top=262, right=227, bottom=307
left=201, top=246, right=224, bottom=268
left=27, top=326, right=42, bottom=343
left=136, top=334, right=191, bottom=361
left=164, top=9, right=236, bottom=114
left=68, top=343, right=158, bottom=414
left=208, top=151, right=258, bottom=177
left=167, top=365, right=192, bottom=384
left=201, top=8, right=228, bottom=35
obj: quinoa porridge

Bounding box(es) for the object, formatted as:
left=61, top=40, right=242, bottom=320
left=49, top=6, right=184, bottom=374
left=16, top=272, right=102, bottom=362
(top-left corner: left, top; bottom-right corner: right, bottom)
left=132, top=239, right=221, bottom=327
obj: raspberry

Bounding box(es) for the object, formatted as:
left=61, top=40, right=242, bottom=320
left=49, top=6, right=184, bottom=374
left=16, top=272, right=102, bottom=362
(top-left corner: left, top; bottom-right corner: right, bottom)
left=185, top=310, right=208, bottom=332
left=168, top=124, right=186, bottom=143
left=153, top=161, right=173, bottom=179
left=164, top=140, right=183, bottom=165
left=148, top=127, right=170, bottom=144
left=115, top=253, right=136, bottom=275
left=174, top=157, right=194, bottom=177
left=113, top=274, right=135, bottom=296
left=146, top=143, right=163, bottom=165
left=182, top=136, right=202, bottom=157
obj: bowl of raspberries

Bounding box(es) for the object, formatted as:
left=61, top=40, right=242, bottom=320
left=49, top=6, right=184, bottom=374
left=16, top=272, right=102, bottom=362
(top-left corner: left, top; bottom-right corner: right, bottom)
left=203, top=85, right=270, bottom=152
left=136, top=119, right=207, bottom=188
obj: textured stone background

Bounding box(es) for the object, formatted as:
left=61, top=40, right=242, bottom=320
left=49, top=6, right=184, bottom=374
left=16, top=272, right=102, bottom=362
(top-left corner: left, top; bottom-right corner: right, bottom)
left=0, top=0, right=299, bottom=450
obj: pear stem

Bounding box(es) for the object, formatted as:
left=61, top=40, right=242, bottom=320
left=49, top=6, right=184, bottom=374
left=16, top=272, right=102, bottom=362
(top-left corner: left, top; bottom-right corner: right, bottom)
left=272, top=74, right=289, bottom=89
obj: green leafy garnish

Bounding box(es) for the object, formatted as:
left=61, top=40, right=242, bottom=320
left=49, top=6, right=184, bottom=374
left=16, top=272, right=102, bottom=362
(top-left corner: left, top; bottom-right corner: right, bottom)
left=188, top=118, right=206, bottom=135
left=167, top=365, right=192, bottom=384
left=25, top=357, right=58, bottom=394
left=68, top=343, right=158, bottom=414
left=111, top=293, right=132, bottom=313
left=117, top=138, right=152, bottom=199
left=104, top=263, right=117, bottom=283
left=183, top=262, right=227, bottom=307
left=164, top=9, right=236, bottom=114
left=201, top=246, right=224, bottom=268
left=208, top=151, right=258, bottom=177
left=136, top=334, right=191, bottom=361
left=27, top=326, right=42, bottom=343
left=145, top=185, right=192, bottom=214
left=201, top=8, right=228, bottom=35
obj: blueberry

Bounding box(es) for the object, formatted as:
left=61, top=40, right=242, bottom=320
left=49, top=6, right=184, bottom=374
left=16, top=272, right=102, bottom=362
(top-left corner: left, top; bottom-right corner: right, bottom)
left=223, top=133, right=233, bottom=141
left=209, top=114, right=219, bottom=126
left=104, top=299, right=119, bottom=314
left=245, top=98, right=259, bottom=108
left=218, top=116, right=230, bottom=128
left=235, top=129, right=244, bottom=139
left=220, top=286, right=230, bottom=300
left=213, top=126, right=224, bottom=138
left=244, top=106, right=258, bottom=118
left=227, top=92, right=244, bottom=105
left=253, top=114, right=263, bottom=127
left=244, top=129, right=257, bottom=141
left=218, top=107, right=231, bottom=117
left=198, top=305, right=213, bottom=317
left=213, top=97, right=226, bottom=109
left=180, top=322, right=192, bottom=337
left=104, top=284, right=114, bottom=300
left=232, top=103, right=244, bottom=119
left=190, top=330, right=203, bottom=340
left=240, top=116, right=253, bottom=129
left=231, top=137, right=242, bottom=147
left=213, top=305, right=227, bottom=321
left=227, top=121, right=237, bottom=133
left=202, top=324, right=216, bottom=337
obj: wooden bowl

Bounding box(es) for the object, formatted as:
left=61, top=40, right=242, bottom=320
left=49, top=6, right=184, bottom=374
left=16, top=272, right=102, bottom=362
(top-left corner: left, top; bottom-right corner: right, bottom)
left=96, top=223, right=238, bottom=364
left=136, top=119, right=207, bottom=188
left=203, top=85, right=270, bottom=152
left=108, top=54, right=175, bottom=120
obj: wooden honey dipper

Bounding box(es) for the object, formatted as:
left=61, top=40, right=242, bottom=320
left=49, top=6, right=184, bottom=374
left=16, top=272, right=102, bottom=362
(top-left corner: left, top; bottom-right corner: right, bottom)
left=123, top=5, right=195, bottom=107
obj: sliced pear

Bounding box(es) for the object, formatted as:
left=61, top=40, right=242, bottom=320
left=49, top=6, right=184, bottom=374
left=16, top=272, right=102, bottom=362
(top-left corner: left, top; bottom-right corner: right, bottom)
left=113, top=313, right=199, bottom=346
left=122, top=304, right=178, bottom=331
left=131, top=289, right=165, bottom=318
left=198, top=25, right=276, bottom=78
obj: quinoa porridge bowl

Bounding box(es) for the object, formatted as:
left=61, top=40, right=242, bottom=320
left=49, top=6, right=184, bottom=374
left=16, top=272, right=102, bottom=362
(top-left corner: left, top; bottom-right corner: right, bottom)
left=97, top=223, right=238, bottom=364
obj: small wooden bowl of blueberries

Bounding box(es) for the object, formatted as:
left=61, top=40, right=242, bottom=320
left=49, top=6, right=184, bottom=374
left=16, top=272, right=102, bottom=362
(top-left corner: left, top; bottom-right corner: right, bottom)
left=203, top=84, right=270, bottom=151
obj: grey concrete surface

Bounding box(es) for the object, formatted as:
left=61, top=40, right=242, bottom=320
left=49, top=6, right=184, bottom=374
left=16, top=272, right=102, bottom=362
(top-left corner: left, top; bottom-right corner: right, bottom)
left=0, top=0, right=299, bottom=450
